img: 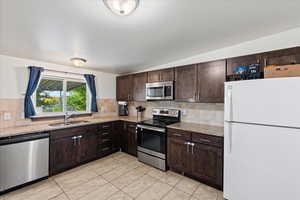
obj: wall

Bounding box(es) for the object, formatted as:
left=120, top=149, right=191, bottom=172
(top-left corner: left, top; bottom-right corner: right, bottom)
left=0, top=55, right=117, bottom=128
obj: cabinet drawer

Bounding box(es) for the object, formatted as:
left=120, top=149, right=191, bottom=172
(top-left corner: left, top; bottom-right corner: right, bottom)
left=99, top=144, right=113, bottom=155
left=192, top=133, right=223, bottom=147
left=99, top=122, right=113, bottom=130
left=87, top=125, right=98, bottom=132
left=101, top=130, right=112, bottom=138
left=168, top=128, right=191, bottom=140
left=101, top=138, right=112, bottom=145
left=51, top=126, right=88, bottom=140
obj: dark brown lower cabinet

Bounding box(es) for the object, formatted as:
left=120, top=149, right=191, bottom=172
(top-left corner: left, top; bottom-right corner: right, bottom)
left=167, top=129, right=223, bottom=189
left=190, top=143, right=223, bottom=187
left=78, top=132, right=98, bottom=163
left=50, top=136, right=78, bottom=175
left=50, top=124, right=109, bottom=175
left=50, top=121, right=137, bottom=176
left=167, top=138, right=188, bottom=172
left=127, top=122, right=137, bottom=156
left=120, top=121, right=137, bottom=156
left=112, top=121, right=123, bottom=152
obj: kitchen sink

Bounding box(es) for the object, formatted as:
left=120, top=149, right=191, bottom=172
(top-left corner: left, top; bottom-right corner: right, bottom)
left=49, top=120, right=90, bottom=127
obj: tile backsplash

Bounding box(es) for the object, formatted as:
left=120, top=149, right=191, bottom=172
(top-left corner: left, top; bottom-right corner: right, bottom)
left=128, top=101, right=224, bottom=127
left=0, top=98, right=224, bottom=128
left=0, top=98, right=118, bottom=129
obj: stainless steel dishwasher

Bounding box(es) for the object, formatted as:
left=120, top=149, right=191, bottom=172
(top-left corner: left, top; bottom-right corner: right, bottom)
left=0, top=132, right=49, bottom=193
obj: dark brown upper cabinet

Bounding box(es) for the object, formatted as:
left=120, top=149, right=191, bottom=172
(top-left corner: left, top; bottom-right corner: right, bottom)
left=263, top=47, right=300, bottom=66
left=226, top=54, right=263, bottom=75
left=132, top=72, right=147, bottom=101
left=175, top=61, right=225, bottom=103
left=197, top=60, right=225, bottom=103
left=175, top=64, right=198, bottom=102
left=116, top=75, right=133, bottom=101
left=148, top=68, right=174, bottom=83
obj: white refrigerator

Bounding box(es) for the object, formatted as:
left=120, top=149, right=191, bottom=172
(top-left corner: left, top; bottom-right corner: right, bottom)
left=224, top=77, right=300, bottom=200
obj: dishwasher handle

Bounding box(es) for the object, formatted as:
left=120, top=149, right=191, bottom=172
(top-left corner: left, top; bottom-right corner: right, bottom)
left=0, top=132, right=50, bottom=146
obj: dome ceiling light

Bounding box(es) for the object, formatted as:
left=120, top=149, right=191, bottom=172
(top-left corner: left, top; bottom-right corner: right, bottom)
left=103, top=0, right=139, bottom=16
left=70, top=57, right=87, bottom=67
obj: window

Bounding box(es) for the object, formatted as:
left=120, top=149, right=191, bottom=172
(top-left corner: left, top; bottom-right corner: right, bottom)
left=35, top=76, right=90, bottom=115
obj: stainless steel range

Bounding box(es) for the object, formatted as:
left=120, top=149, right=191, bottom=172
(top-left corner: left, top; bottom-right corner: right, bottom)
left=136, top=108, right=180, bottom=171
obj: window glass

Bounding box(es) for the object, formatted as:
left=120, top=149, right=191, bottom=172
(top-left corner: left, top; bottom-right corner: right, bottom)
left=36, top=79, right=63, bottom=113
left=66, top=81, right=87, bottom=112
left=35, top=77, right=89, bottom=115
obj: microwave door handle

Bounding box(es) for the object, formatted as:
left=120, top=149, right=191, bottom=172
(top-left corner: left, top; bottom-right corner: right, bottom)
left=162, top=86, right=166, bottom=99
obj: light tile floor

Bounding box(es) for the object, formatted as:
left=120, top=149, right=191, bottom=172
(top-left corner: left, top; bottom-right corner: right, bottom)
left=0, top=152, right=223, bottom=200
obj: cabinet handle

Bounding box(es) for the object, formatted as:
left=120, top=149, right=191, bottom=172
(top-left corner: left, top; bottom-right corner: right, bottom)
left=102, top=147, right=110, bottom=151
left=78, top=135, right=82, bottom=145
left=103, top=125, right=110, bottom=128
left=198, top=138, right=211, bottom=143
left=102, top=132, right=109, bottom=136
left=102, top=139, right=111, bottom=143
left=72, top=136, right=77, bottom=146
left=184, top=142, right=190, bottom=152
left=191, top=143, right=195, bottom=154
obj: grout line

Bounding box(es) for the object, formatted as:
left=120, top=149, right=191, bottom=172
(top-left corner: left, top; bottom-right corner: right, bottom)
left=51, top=179, right=71, bottom=200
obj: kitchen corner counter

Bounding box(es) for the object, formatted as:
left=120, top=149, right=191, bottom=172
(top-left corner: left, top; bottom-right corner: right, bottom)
left=167, top=122, right=224, bottom=137
left=0, top=116, right=140, bottom=138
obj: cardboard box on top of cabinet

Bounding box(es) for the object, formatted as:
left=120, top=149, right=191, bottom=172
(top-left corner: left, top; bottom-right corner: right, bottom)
left=264, top=64, right=300, bottom=78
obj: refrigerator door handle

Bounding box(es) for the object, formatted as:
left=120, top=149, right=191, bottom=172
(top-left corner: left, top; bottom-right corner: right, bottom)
left=227, top=123, right=233, bottom=153
left=225, top=85, right=233, bottom=121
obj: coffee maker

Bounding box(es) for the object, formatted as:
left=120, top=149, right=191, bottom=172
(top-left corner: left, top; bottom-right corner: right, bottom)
left=118, top=102, right=128, bottom=116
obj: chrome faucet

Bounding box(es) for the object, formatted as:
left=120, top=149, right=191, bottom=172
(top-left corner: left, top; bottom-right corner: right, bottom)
left=64, top=112, right=74, bottom=124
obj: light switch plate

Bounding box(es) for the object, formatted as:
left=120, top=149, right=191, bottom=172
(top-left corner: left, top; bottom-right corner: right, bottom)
left=4, top=112, right=12, bottom=121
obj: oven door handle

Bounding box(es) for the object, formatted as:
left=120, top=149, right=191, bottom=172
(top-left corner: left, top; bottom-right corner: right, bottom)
left=137, top=124, right=165, bottom=133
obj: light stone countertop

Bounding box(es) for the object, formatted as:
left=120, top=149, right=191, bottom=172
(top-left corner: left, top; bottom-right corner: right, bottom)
left=0, top=116, right=140, bottom=138
left=0, top=116, right=224, bottom=139
left=167, top=122, right=224, bottom=137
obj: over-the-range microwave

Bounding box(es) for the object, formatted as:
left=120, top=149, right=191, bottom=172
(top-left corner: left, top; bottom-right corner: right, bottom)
left=146, top=81, right=174, bottom=100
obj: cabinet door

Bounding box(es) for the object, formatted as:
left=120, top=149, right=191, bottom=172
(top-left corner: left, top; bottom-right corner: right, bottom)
left=50, top=137, right=78, bottom=175
left=112, top=121, right=123, bottom=152
left=78, top=133, right=98, bottom=163
left=160, top=68, right=174, bottom=82
left=264, top=47, right=300, bottom=66
left=121, top=122, right=128, bottom=153
left=190, top=143, right=223, bottom=187
left=167, top=138, right=189, bottom=172
left=127, top=122, right=137, bottom=156
left=148, top=70, right=161, bottom=83
left=133, top=72, right=147, bottom=101
left=116, top=75, right=132, bottom=101
left=198, top=60, right=225, bottom=103
left=175, top=64, right=198, bottom=102
left=148, top=68, right=174, bottom=83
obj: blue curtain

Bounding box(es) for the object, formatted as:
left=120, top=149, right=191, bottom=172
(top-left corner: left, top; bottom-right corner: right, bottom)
left=24, top=66, right=43, bottom=118
left=84, top=74, right=98, bottom=112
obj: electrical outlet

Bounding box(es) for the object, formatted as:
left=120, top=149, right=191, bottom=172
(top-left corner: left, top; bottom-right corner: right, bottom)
left=181, top=109, right=188, bottom=116
left=3, top=112, right=12, bottom=121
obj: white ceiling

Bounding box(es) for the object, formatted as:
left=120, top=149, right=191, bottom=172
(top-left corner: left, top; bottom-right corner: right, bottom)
left=1, top=0, right=300, bottom=74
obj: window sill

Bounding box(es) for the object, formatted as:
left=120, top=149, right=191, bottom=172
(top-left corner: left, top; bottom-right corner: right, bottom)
left=30, top=112, right=93, bottom=121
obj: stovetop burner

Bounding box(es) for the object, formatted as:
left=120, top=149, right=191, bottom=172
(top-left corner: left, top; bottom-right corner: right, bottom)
left=138, top=108, right=181, bottom=128
left=139, top=119, right=177, bottom=128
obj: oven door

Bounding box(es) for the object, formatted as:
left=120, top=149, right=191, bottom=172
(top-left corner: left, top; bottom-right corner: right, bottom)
left=137, top=125, right=166, bottom=158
